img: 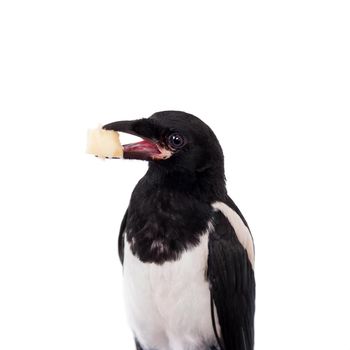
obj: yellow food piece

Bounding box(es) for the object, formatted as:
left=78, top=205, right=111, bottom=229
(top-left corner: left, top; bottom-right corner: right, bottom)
left=86, top=128, right=123, bottom=158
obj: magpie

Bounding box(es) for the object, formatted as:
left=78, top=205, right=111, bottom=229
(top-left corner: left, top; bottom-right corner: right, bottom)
left=103, top=111, right=255, bottom=350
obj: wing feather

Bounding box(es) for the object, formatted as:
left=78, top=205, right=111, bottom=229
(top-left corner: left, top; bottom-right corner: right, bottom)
left=118, top=208, right=128, bottom=264
left=208, top=203, right=255, bottom=350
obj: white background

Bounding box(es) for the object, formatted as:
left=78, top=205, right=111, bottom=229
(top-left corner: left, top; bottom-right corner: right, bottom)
left=0, top=1, right=349, bottom=349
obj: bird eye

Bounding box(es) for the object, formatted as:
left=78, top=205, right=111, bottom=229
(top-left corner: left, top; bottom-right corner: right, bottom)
left=167, top=133, right=185, bottom=149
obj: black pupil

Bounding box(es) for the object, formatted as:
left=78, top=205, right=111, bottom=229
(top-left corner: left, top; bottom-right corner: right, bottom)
left=170, top=134, right=183, bottom=147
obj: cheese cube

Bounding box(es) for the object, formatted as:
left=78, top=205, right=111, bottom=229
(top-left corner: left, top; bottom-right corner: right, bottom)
left=86, top=128, right=123, bottom=158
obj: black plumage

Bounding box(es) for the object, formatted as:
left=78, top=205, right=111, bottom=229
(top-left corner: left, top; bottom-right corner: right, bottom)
left=104, top=111, right=255, bottom=350
left=209, top=210, right=255, bottom=350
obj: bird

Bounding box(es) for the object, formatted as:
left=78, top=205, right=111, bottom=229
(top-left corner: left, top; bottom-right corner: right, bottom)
left=103, top=111, right=255, bottom=350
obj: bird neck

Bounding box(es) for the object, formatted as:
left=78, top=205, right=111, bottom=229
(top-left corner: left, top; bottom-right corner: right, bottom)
left=146, top=162, right=227, bottom=203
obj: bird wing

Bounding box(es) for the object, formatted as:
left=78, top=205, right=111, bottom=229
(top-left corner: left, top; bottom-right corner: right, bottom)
left=118, top=208, right=128, bottom=264
left=208, top=198, right=255, bottom=350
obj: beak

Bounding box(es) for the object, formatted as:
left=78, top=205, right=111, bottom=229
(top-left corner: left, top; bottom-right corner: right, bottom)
left=103, top=119, right=172, bottom=161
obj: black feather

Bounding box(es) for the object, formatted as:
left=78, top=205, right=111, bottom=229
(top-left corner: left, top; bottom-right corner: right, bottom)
left=118, top=209, right=128, bottom=264
left=125, top=174, right=213, bottom=264
left=208, top=210, right=255, bottom=350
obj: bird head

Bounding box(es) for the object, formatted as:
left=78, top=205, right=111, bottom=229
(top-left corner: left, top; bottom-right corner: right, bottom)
left=103, top=111, right=226, bottom=194
left=104, top=111, right=223, bottom=170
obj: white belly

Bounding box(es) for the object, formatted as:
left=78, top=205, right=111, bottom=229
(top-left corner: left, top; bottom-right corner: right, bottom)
left=123, top=231, right=217, bottom=350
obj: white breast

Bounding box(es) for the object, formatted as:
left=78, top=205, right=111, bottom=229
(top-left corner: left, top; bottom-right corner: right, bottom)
left=123, top=228, right=217, bottom=350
